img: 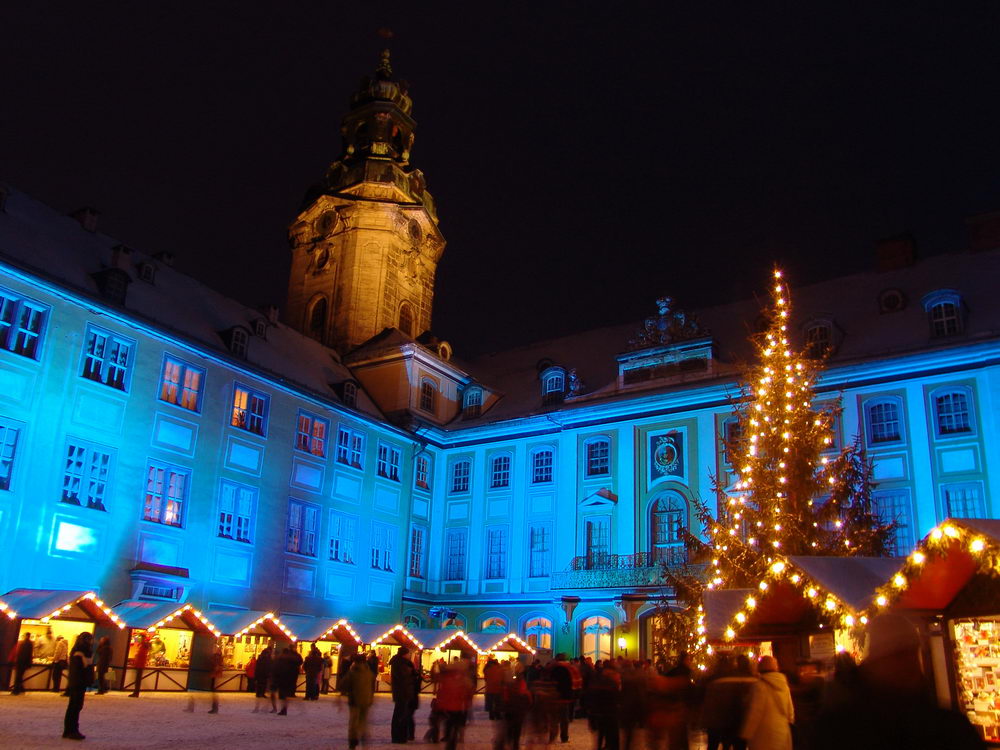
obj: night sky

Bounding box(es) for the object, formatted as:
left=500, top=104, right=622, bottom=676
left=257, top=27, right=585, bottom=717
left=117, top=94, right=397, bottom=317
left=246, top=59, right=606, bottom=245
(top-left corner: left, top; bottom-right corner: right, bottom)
left=3, top=3, right=999, bottom=356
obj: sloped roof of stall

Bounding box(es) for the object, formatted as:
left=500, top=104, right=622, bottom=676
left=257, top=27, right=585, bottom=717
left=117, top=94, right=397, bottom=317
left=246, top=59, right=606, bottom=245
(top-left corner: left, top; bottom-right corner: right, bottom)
left=0, top=589, right=121, bottom=627
left=0, top=188, right=382, bottom=420
left=788, top=556, right=904, bottom=612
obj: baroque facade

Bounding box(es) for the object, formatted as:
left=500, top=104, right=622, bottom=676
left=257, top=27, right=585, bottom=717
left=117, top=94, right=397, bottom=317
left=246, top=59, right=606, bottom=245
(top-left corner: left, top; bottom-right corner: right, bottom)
left=1, top=53, right=999, bottom=663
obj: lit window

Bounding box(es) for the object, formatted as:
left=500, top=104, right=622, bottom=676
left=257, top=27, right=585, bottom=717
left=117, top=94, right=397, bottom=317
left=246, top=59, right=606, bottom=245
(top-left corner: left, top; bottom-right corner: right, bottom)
left=528, top=524, right=551, bottom=577
left=942, top=483, right=986, bottom=519
left=934, top=389, right=973, bottom=436
left=329, top=512, right=356, bottom=564
left=342, top=381, right=357, bottom=407
left=370, top=523, right=395, bottom=571
left=336, top=426, right=365, bottom=468
left=143, top=462, right=188, bottom=527
left=444, top=528, right=468, bottom=580
left=231, top=384, right=269, bottom=436
left=61, top=440, right=112, bottom=511
left=923, top=290, right=964, bottom=337
left=450, top=459, right=471, bottom=493
left=463, top=387, right=482, bottom=418
left=287, top=498, right=319, bottom=556
left=865, top=399, right=903, bottom=444
left=409, top=526, right=426, bottom=578
left=81, top=325, right=133, bottom=391
left=580, top=616, right=612, bottom=662
left=218, top=480, right=256, bottom=543
left=531, top=448, right=554, bottom=484
left=296, top=410, right=329, bottom=457
left=159, top=356, right=205, bottom=412
left=0, top=287, right=49, bottom=360
left=544, top=372, right=564, bottom=393
left=229, top=328, right=249, bottom=358
left=481, top=617, right=508, bottom=633
left=485, top=527, right=507, bottom=579
left=490, top=454, right=511, bottom=489
left=524, top=617, right=552, bottom=650
left=377, top=442, right=401, bottom=481
left=0, top=419, right=21, bottom=491
left=585, top=438, right=611, bottom=476
left=414, top=455, right=431, bottom=490
left=872, top=489, right=914, bottom=556
left=419, top=379, right=437, bottom=413
left=651, top=494, right=686, bottom=565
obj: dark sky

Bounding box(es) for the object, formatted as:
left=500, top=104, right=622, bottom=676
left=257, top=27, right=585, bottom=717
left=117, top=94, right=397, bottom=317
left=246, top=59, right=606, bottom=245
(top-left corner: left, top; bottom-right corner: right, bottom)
left=3, top=2, right=999, bottom=356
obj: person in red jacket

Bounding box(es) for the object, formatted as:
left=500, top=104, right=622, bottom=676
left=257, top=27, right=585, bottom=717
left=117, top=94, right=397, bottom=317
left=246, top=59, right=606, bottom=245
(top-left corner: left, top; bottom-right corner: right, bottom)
left=129, top=634, right=150, bottom=697
left=437, top=660, right=474, bottom=750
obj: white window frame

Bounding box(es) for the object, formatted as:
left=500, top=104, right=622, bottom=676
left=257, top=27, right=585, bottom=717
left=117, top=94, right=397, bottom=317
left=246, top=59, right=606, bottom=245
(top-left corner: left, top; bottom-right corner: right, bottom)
left=414, top=454, right=431, bottom=490
left=584, top=515, right=611, bottom=568
left=419, top=378, right=437, bottom=414
left=217, top=479, right=257, bottom=543
left=377, top=442, right=401, bottom=481
left=484, top=526, right=508, bottom=579
left=530, top=447, right=554, bottom=484
left=0, top=417, right=22, bottom=492
left=231, top=383, right=269, bottom=437
left=872, top=488, right=915, bottom=556
left=584, top=437, right=611, bottom=477
left=342, top=381, right=357, bottom=408
left=463, top=387, right=483, bottom=418
left=941, top=482, right=986, bottom=519
left=61, top=439, right=113, bottom=511
left=524, top=617, right=553, bottom=650
left=81, top=324, right=134, bottom=391
left=932, top=387, right=975, bottom=438
left=287, top=498, right=319, bottom=557
left=0, top=287, right=49, bottom=360
left=864, top=397, right=905, bottom=446
left=336, top=426, right=365, bottom=469
left=159, top=355, right=205, bottom=412
left=409, top=525, right=426, bottom=578
left=143, top=461, right=188, bottom=527
left=328, top=511, right=357, bottom=564
left=450, top=458, right=471, bottom=494
left=295, top=410, right=330, bottom=457
left=444, top=527, right=468, bottom=581
left=489, top=453, right=512, bottom=489
left=370, top=522, right=395, bottom=572
left=528, top=523, right=552, bottom=578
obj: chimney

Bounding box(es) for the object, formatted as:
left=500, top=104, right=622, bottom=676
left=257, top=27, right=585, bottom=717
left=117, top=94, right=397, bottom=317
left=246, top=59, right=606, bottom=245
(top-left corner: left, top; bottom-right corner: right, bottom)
left=263, top=305, right=280, bottom=325
left=153, top=251, right=175, bottom=267
left=70, top=206, right=100, bottom=233
left=875, top=233, right=917, bottom=271
left=967, top=210, right=1000, bottom=253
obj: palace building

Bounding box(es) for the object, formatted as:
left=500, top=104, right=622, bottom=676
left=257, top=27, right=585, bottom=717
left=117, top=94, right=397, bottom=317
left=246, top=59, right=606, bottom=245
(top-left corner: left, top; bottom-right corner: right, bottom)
left=1, top=51, right=999, bottom=671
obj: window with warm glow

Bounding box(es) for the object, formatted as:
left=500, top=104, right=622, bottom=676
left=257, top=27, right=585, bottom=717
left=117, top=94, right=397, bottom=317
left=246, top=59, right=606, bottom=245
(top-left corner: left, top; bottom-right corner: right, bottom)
left=159, top=356, right=205, bottom=412
left=231, top=384, right=269, bottom=436
left=296, top=410, right=329, bottom=457
left=143, top=462, right=188, bottom=527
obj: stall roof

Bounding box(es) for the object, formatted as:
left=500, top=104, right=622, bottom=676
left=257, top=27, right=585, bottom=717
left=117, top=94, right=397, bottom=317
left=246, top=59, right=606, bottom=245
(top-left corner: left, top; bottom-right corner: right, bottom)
left=112, top=601, right=221, bottom=635
left=406, top=628, right=452, bottom=650
left=206, top=610, right=297, bottom=641
left=350, top=623, right=425, bottom=650
left=278, top=615, right=364, bottom=645
left=703, top=589, right=754, bottom=641
left=434, top=630, right=487, bottom=655
left=482, top=632, right=537, bottom=655
left=787, top=556, right=903, bottom=611
left=0, top=589, right=124, bottom=629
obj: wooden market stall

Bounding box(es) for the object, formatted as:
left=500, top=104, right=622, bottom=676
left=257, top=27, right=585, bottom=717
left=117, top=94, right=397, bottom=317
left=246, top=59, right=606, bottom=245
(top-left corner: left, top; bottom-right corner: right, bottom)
left=351, top=623, right=426, bottom=692
left=111, top=601, right=221, bottom=692
left=481, top=632, right=537, bottom=665
left=283, top=616, right=363, bottom=693
left=205, top=610, right=298, bottom=692
left=0, top=589, right=124, bottom=691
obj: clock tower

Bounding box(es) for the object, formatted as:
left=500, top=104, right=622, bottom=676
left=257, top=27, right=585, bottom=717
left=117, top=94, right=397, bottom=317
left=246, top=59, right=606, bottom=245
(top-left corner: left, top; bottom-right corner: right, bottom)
left=286, top=50, right=445, bottom=354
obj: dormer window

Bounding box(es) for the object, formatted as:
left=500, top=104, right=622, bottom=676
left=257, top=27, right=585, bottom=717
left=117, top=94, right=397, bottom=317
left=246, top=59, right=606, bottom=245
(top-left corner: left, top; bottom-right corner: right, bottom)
left=804, top=321, right=832, bottom=359
left=463, top=387, right=483, bottom=418
left=922, top=289, right=964, bottom=337
left=223, top=327, right=249, bottom=358
left=540, top=366, right=566, bottom=405
left=252, top=318, right=267, bottom=338
left=137, top=263, right=156, bottom=284
left=419, top=378, right=437, bottom=414
left=92, top=268, right=131, bottom=305
left=342, top=381, right=357, bottom=408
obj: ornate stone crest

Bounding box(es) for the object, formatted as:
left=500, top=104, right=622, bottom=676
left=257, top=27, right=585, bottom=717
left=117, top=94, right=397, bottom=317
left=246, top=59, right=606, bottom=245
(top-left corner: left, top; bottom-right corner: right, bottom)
left=626, top=296, right=708, bottom=351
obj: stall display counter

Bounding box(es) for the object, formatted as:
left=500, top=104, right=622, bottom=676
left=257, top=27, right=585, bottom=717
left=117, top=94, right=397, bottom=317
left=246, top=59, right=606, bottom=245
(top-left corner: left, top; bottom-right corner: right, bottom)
left=351, top=623, right=425, bottom=692
left=285, top=617, right=361, bottom=694
left=207, top=610, right=298, bottom=692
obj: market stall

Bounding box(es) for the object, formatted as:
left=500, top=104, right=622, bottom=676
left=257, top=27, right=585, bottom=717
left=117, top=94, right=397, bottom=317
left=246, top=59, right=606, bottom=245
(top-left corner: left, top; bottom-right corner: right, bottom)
left=205, top=610, right=298, bottom=692
left=112, top=601, right=221, bottom=692
left=0, top=589, right=124, bottom=691
left=351, top=623, right=425, bottom=692
left=481, top=632, right=537, bottom=665
left=870, top=518, right=1000, bottom=746
left=284, top=616, right=362, bottom=693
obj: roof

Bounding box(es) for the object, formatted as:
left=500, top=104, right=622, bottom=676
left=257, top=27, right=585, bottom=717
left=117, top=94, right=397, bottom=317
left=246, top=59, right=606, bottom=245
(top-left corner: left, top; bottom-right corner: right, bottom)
left=787, top=556, right=903, bottom=611
left=0, top=589, right=122, bottom=628
left=206, top=610, right=296, bottom=640
left=349, top=623, right=425, bottom=650
left=0, top=188, right=383, bottom=420
left=111, top=601, right=220, bottom=635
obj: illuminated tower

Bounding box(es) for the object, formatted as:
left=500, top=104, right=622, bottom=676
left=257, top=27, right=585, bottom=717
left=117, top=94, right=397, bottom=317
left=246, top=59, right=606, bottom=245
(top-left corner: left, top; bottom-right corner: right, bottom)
left=286, top=50, right=445, bottom=353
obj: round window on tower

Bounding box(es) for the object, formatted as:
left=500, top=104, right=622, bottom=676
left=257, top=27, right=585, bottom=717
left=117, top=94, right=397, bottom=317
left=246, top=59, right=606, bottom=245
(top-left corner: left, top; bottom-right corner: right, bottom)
left=408, top=219, right=421, bottom=241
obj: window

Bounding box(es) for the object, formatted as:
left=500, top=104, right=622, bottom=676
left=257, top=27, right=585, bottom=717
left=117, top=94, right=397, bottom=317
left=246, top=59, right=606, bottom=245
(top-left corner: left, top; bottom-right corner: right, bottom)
left=218, top=480, right=256, bottom=543
left=528, top=524, right=551, bottom=577
left=723, top=419, right=747, bottom=465
left=231, top=384, right=269, bottom=436
left=399, top=302, right=415, bottom=337
left=296, top=411, right=329, bottom=457
left=138, top=263, right=156, bottom=284
left=531, top=448, right=554, bottom=484
left=81, top=325, right=133, bottom=390
left=377, top=442, right=401, bottom=481
left=485, top=527, right=507, bottom=579
left=490, top=454, right=511, bottom=489
left=804, top=322, right=832, bottom=359
left=230, top=328, right=249, bottom=358
left=328, top=512, right=356, bottom=564
left=585, top=438, right=611, bottom=476
left=481, top=616, right=508, bottom=633
left=371, top=523, right=395, bottom=571
left=451, top=459, right=471, bottom=493
left=651, top=494, right=686, bottom=565
left=61, top=441, right=112, bottom=511
left=409, top=526, right=426, bottom=578
left=159, top=356, right=204, bottom=412
left=287, top=498, right=319, bottom=556
left=419, top=379, right=437, bottom=413
left=143, top=462, right=188, bottom=527
left=342, top=381, right=357, bottom=407
left=584, top=517, right=611, bottom=569
left=0, top=288, right=48, bottom=360
left=308, top=296, right=327, bottom=341
left=581, top=616, right=612, bottom=662
left=541, top=367, right=565, bottom=405
left=336, top=426, right=365, bottom=468
left=872, top=489, right=914, bottom=556
left=865, top=398, right=903, bottom=445
left=0, top=419, right=20, bottom=491
left=524, top=617, right=552, bottom=650
left=942, top=483, right=986, bottom=519
left=414, top=455, right=431, bottom=490
left=403, top=614, right=422, bottom=629
left=444, top=528, right=468, bottom=580
left=934, top=389, right=973, bottom=436
left=923, top=290, right=963, bottom=337
left=463, top=387, right=482, bottom=418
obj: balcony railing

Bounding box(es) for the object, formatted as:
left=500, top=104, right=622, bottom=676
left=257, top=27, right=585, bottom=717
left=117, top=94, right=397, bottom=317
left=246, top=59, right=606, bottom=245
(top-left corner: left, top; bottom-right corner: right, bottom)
left=551, top=548, right=689, bottom=590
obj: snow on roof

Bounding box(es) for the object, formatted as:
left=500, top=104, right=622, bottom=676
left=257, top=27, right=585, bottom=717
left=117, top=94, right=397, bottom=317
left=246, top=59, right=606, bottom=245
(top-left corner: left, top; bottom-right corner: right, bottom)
left=786, top=556, right=904, bottom=611
left=0, top=188, right=383, bottom=420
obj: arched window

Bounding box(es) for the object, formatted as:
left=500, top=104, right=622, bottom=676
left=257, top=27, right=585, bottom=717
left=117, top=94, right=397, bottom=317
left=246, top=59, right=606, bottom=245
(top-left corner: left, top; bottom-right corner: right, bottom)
left=531, top=448, right=554, bottom=484
left=541, top=366, right=566, bottom=405
left=342, top=381, right=357, bottom=407
left=933, top=387, right=974, bottom=437
left=524, top=617, right=553, bottom=650
left=584, top=437, right=611, bottom=477
left=419, top=379, right=437, bottom=414
left=650, top=494, right=687, bottom=565
left=804, top=322, right=832, bottom=359
left=443, top=612, right=466, bottom=630
left=863, top=397, right=904, bottom=445
left=481, top=616, right=508, bottom=634
left=490, top=454, right=512, bottom=489
left=922, top=289, right=964, bottom=337
left=580, top=615, right=612, bottom=662
left=463, top=387, right=483, bottom=418
left=308, top=296, right=328, bottom=341
left=403, top=613, right=422, bottom=629
left=451, top=459, right=471, bottom=494
left=399, top=302, right=415, bottom=337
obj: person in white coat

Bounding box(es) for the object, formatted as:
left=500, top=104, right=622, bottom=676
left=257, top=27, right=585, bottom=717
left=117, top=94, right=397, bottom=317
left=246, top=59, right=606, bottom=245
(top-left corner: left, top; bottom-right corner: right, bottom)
left=740, top=656, right=794, bottom=750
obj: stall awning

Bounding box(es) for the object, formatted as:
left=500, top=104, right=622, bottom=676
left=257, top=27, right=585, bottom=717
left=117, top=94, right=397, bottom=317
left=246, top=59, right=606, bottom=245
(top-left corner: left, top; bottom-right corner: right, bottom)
left=787, top=556, right=903, bottom=611
left=0, top=589, right=124, bottom=629
left=112, top=601, right=220, bottom=636
left=279, top=615, right=362, bottom=645
left=433, top=630, right=487, bottom=655
left=206, top=610, right=297, bottom=641
left=480, top=632, right=537, bottom=655
left=351, top=623, right=425, bottom=650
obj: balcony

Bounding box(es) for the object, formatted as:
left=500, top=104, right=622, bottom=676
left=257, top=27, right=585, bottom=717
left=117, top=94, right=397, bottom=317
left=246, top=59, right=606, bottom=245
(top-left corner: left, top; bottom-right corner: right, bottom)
left=550, top=548, right=688, bottom=590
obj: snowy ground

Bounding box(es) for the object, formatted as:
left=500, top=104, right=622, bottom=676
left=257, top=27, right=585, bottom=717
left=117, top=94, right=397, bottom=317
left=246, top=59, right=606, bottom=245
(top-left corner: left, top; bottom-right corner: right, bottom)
left=0, top=691, right=709, bottom=749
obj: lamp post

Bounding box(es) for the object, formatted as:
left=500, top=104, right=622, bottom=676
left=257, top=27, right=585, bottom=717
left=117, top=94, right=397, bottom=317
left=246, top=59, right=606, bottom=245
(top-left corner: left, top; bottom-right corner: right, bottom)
left=617, top=635, right=627, bottom=658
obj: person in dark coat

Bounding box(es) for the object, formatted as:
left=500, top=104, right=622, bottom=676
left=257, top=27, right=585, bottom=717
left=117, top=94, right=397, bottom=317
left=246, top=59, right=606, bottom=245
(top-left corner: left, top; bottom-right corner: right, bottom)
left=273, top=647, right=297, bottom=715
left=11, top=632, right=33, bottom=695
left=547, top=653, right=577, bottom=743
left=303, top=645, right=323, bottom=701
left=389, top=646, right=418, bottom=742
left=63, top=632, right=93, bottom=740
left=95, top=637, right=112, bottom=694
left=253, top=645, right=273, bottom=712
